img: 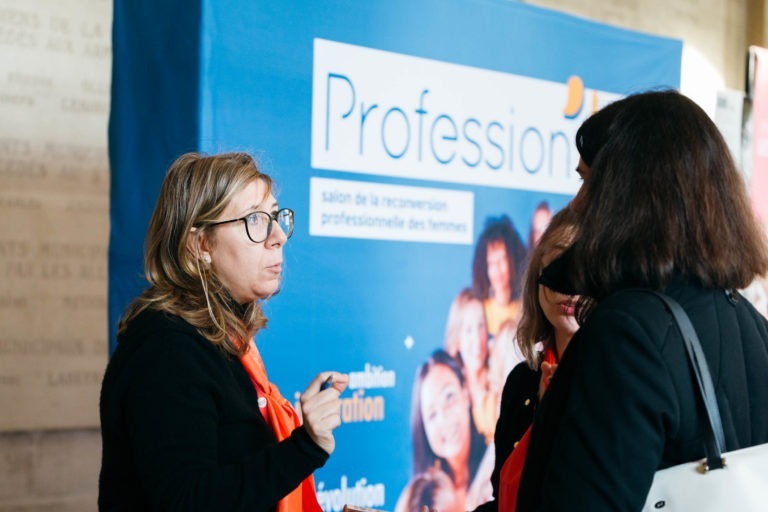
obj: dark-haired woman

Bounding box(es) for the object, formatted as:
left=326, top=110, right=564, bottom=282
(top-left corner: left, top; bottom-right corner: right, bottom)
left=396, top=350, right=492, bottom=511
left=472, top=216, right=528, bottom=338
left=517, top=90, right=768, bottom=511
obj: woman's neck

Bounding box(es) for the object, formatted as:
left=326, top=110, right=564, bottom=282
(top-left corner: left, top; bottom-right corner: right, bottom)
left=492, top=286, right=511, bottom=305
left=553, top=330, right=571, bottom=360
left=449, top=457, right=469, bottom=489
left=465, top=368, right=486, bottom=404
left=448, top=433, right=472, bottom=490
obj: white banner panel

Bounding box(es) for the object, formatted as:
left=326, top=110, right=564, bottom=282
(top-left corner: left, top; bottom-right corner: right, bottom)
left=312, top=38, right=620, bottom=195
left=309, top=177, right=474, bottom=244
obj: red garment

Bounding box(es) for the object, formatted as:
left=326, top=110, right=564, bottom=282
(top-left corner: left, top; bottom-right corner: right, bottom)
left=498, top=348, right=558, bottom=511
left=240, top=340, right=323, bottom=512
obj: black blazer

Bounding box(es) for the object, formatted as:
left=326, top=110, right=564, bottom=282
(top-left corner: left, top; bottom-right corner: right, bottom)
left=516, top=281, right=768, bottom=511
left=98, top=309, right=328, bottom=511
left=473, top=361, right=539, bottom=512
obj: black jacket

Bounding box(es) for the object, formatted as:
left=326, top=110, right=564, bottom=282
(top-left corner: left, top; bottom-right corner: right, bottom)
left=473, top=362, right=540, bottom=512
left=98, top=309, right=328, bottom=511
left=516, top=281, right=768, bottom=511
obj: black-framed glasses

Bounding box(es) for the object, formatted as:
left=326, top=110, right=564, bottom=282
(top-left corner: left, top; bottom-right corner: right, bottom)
left=208, top=208, right=294, bottom=243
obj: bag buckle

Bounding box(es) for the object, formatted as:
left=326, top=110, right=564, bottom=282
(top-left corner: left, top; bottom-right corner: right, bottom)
left=697, top=456, right=727, bottom=473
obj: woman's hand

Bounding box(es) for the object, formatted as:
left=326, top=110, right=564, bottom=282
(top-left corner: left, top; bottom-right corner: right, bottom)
left=539, top=361, right=558, bottom=399
left=300, top=372, right=349, bottom=454
left=466, top=443, right=495, bottom=509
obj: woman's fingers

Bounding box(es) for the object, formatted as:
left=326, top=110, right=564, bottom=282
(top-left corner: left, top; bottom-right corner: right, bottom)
left=300, top=371, right=348, bottom=454
left=303, top=372, right=349, bottom=397
left=539, top=362, right=558, bottom=398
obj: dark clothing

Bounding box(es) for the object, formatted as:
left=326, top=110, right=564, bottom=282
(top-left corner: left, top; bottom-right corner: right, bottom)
left=537, top=247, right=577, bottom=296
left=98, top=309, right=328, bottom=512
left=473, top=362, right=540, bottom=512
left=517, top=281, right=768, bottom=511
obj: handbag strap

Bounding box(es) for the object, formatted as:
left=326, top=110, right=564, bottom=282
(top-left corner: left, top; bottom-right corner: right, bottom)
left=645, top=291, right=726, bottom=471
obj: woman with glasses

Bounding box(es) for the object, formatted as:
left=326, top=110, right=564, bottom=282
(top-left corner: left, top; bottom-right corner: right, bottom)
left=99, top=152, right=348, bottom=511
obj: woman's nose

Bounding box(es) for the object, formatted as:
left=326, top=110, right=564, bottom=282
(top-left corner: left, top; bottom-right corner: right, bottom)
left=268, top=219, right=288, bottom=246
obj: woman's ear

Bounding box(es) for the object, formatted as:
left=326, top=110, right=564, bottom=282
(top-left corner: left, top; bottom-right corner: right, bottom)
left=187, top=227, right=211, bottom=263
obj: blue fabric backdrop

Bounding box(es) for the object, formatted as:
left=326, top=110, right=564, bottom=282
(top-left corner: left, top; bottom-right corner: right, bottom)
left=109, top=2, right=681, bottom=509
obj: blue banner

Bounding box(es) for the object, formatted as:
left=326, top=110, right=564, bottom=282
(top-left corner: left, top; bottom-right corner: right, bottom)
left=110, top=1, right=681, bottom=510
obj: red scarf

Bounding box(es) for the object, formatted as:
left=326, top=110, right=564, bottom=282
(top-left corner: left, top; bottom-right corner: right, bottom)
left=498, top=347, right=558, bottom=511
left=240, top=340, right=322, bottom=512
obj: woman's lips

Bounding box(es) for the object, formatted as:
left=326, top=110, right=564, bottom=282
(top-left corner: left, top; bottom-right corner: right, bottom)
left=441, top=424, right=460, bottom=448
left=558, top=301, right=575, bottom=315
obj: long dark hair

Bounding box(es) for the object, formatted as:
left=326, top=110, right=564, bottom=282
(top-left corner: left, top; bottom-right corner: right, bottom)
left=472, top=215, right=527, bottom=300
left=569, top=90, right=768, bottom=306
left=410, top=350, right=486, bottom=483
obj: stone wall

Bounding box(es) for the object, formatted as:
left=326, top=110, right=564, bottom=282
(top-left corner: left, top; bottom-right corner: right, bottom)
left=0, top=0, right=110, bottom=510
left=526, top=0, right=752, bottom=112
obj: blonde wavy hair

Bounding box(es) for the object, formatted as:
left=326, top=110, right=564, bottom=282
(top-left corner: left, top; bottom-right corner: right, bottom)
left=516, top=207, right=577, bottom=369
left=118, top=152, right=273, bottom=356
left=443, top=287, right=483, bottom=358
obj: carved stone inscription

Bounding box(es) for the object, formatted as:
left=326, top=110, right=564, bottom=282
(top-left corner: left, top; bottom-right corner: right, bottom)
left=0, top=0, right=111, bottom=431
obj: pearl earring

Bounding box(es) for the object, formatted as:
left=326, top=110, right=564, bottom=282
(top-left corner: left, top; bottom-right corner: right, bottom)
left=203, top=254, right=211, bottom=264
